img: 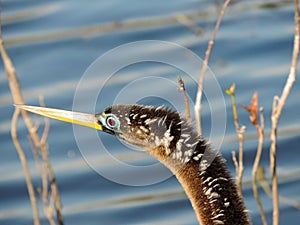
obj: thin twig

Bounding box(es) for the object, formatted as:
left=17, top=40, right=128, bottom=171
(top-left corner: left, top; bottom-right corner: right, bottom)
left=195, top=0, right=232, bottom=135
left=252, top=108, right=268, bottom=225
left=231, top=151, right=239, bottom=178
left=30, top=136, right=56, bottom=225
left=11, top=109, right=41, bottom=225
left=226, top=84, right=245, bottom=197
left=1, top=14, right=40, bottom=225
left=178, top=76, right=191, bottom=123
left=270, top=97, right=280, bottom=225
left=241, top=92, right=267, bottom=224
left=28, top=136, right=48, bottom=205
left=228, top=84, right=239, bottom=131
left=236, top=125, right=246, bottom=198
left=270, top=1, right=299, bottom=225
left=0, top=17, right=64, bottom=225
left=29, top=136, right=50, bottom=224
left=39, top=96, right=50, bottom=145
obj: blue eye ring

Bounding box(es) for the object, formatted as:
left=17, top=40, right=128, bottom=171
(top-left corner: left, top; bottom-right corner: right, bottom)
left=101, top=114, right=120, bottom=130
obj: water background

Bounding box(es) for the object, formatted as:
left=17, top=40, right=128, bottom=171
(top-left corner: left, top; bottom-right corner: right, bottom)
left=1, top=1, right=300, bottom=224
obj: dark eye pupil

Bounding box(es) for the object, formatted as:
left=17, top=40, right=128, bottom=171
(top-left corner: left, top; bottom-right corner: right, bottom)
left=107, top=117, right=116, bottom=127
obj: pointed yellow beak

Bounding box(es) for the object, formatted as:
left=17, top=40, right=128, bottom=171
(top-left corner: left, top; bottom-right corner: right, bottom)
left=15, top=105, right=103, bottom=130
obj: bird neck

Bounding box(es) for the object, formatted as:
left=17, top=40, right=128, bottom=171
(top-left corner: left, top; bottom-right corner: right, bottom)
left=149, top=142, right=251, bottom=225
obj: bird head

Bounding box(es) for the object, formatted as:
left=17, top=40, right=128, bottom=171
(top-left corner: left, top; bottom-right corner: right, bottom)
left=97, top=104, right=183, bottom=152
left=15, top=104, right=183, bottom=154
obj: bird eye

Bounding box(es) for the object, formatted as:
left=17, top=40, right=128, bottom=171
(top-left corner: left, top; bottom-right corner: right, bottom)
left=105, top=115, right=119, bottom=129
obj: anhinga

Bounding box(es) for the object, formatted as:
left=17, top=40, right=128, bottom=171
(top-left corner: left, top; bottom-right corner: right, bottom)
left=15, top=104, right=251, bottom=225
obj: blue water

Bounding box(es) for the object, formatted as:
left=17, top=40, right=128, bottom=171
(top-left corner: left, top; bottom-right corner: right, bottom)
left=1, top=1, right=300, bottom=224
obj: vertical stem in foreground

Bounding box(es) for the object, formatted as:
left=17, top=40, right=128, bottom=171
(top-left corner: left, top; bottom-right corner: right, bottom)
left=0, top=15, right=64, bottom=225
left=252, top=108, right=268, bottom=225
left=195, top=0, right=231, bottom=135
left=226, top=84, right=245, bottom=197
left=0, top=20, right=40, bottom=225
left=178, top=76, right=191, bottom=123
left=270, top=1, right=299, bottom=225
left=11, top=109, right=41, bottom=225
left=270, top=97, right=280, bottom=225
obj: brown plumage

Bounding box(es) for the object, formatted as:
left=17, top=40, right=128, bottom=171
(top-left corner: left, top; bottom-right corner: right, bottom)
left=97, top=104, right=251, bottom=225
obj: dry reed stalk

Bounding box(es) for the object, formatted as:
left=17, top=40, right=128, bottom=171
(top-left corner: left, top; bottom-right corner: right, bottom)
left=195, top=0, right=231, bottom=135
left=178, top=76, right=191, bottom=123
left=0, top=14, right=64, bottom=225
left=226, top=84, right=245, bottom=198
left=251, top=108, right=268, bottom=225
left=11, top=109, right=41, bottom=225
left=269, top=1, right=299, bottom=224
